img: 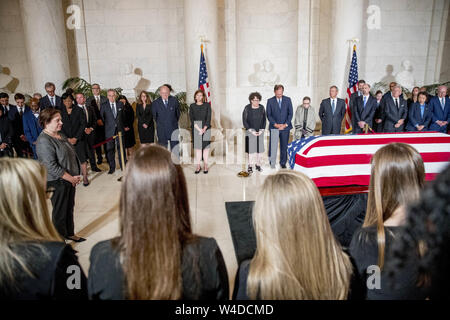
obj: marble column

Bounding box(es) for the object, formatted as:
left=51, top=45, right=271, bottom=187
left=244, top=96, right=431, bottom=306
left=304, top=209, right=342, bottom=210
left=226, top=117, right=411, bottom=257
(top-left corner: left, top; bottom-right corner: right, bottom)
left=329, top=0, right=364, bottom=95
left=184, top=0, right=222, bottom=128
left=20, top=0, right=70, bottom=94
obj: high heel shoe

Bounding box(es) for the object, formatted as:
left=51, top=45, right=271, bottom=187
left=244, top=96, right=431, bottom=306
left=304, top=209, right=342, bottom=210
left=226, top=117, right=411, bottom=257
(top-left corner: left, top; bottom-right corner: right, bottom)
left=195, top=166, right=201, bottom=174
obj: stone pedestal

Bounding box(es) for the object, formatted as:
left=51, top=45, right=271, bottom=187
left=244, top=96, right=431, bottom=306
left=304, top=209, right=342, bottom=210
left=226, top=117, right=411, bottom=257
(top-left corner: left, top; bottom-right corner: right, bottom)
left=20, top=0, right=70, bottom=93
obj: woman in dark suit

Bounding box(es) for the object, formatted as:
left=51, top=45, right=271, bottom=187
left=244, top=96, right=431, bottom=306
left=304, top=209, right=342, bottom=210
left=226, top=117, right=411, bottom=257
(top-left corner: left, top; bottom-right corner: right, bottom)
left=60, top=92, right=89, bottom=186
left=189, top=89, right=211, bottom=174
left=36, top=108, right=85, bottom=242
left=136, top=91, right=154, bottom=146
left=406, top=92, right=432, bottom=132
left=88, top=144, right=229, bottom=300
left=0, top=158, right=88, bottom=299
left=243, top=92, right=266, bottom=173
left=118, top=95, right=136, bottom=158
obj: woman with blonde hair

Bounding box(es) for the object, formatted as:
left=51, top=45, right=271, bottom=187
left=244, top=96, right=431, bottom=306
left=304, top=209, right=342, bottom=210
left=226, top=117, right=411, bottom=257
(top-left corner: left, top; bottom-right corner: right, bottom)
left=88, top=144, right=229, bottom=300
left=234, top=170, right=356, bottom=300
left=349, top=142, right=430, bottom=299
left=0, top=158, right=87, bottom=299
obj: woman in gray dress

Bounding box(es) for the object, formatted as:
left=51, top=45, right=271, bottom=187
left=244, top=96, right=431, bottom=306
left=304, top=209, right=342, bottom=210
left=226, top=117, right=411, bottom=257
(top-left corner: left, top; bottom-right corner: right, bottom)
left=243, top=92, right=266, bottom=173
left=189, top=89, right=211, bottom=174
left=36, top=108, right=85, bottom=242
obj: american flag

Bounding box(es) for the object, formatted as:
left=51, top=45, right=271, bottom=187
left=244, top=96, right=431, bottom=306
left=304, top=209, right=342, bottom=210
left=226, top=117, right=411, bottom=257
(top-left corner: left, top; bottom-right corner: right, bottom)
left=345, top=45, right=358, bottom=134
left=198, top=45, right=211, bottom=102
left=288, top=132, right=450, bottom=187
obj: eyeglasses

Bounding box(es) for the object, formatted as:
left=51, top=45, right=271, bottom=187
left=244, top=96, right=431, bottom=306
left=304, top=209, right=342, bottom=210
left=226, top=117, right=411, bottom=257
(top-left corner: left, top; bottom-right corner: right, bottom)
left=46, top=187, right=55, bottom=199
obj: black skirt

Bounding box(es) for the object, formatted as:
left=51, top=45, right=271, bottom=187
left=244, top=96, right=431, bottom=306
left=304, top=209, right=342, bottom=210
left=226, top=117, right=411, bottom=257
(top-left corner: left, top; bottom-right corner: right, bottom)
left=74, top=140, right=89, bottom=163
left=138, top=125, right=155, bottom=144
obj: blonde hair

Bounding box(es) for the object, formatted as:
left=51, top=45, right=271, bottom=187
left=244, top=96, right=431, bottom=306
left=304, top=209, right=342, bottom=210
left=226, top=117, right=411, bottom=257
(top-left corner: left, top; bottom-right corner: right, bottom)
left=247, top=170, right=353, bottom=300
left=363, top=143, right=425, bottom=270
left=0, top=158, right=62, bottom=286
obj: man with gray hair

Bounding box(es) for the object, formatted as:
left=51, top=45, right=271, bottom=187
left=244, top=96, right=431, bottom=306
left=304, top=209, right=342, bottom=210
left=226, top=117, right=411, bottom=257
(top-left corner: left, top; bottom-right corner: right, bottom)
left=381, top=85, right=407, bottom=132
left=429, top=85, right=449, bottom=133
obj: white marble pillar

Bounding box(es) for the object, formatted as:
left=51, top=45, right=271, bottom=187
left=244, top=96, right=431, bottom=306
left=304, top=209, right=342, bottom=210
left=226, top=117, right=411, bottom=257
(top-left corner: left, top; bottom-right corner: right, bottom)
left=329, top=0, right=364, bottom=95
left=20, top=0, right=70, bottom=93
left=184, top=0, right=222, bottom=128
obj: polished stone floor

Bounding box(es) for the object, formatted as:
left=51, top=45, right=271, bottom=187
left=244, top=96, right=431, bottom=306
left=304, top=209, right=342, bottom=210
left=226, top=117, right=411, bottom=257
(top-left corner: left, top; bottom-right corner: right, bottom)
left=68, top=160, right=274, bottom=296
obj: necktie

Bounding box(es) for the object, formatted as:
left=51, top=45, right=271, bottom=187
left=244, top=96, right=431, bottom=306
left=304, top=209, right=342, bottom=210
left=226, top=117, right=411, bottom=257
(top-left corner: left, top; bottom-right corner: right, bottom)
left=395, top=98, right=399, bottom=109
left=82, top=106, right=89, bottom=122
left=164, top=100, right=168, bottom=108
left=331, top=99, right=335, bottom=114
left=51, top=96, right=55, bottom=107
left=111, top=103, right=116, bottom=118
left=442, top=98, right=445, bottom=110
left=19, top=108, right=23, bottom=116
left=363, top=96, right=367, bottom=108
left=278, top=99, right=282, bottom=110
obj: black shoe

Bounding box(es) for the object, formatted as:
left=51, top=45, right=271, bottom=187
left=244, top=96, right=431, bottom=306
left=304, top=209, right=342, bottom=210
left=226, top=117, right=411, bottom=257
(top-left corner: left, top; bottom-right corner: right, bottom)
left=92, top=167, right=102, bottom=172
left=203, top=170, right=208, bottom=174
left=248, top=166, right=253, bottom=173
left=195, top=166, right=201, bottom=174
left=83, top=182, right=90, bottom=187
left=281, top=164, right=287, bottom=169
left=108, top=169, right=115, bottom=174
left=255, top=165, right=262, bottom=172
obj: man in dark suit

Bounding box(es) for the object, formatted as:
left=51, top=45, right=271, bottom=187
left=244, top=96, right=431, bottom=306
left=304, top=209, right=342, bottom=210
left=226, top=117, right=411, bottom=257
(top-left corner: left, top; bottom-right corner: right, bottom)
left=429, top=85, right=449, bottom=133
left=86, top=83, right=108, bottom=165
left=406, top=92, right=433, bottom=132
left=22, top=97, right=42, bottom=159
left=13, top=93, right=32, bottom=157
left=349, top=79, right=365, bottom=133
left=0, top=92, right=17, bottom=120
left=353, top=83, right=377, bottom=134
left=39, top=82, right=62, bottom=110
left=100, top=89, right=126, bottom=174
left=266, top=84, right=293, bottom=169
left=152, top=84, right=180, bottom=154
left=76, top=92, right=101, bottom=172
left=381, top=85, right=407, bottom=132
left=319, top=86, right=346, bottom=135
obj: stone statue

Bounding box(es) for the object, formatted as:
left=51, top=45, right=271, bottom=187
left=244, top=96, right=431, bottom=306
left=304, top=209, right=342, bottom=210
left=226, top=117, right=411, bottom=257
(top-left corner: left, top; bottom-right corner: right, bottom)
left=119, top=63, right=141, bottom=98
left=395, top=60, right=415, bottom=91
left=250, top=60, right=280, bottom=87
left=0, top=64, right=13, bottom=94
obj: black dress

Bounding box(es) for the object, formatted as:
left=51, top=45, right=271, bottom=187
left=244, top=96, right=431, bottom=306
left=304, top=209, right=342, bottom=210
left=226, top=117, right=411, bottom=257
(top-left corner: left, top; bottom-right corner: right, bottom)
left=60, top=105, right=88, bottom=163
left=242, top=104, right=266, bottom=154
left=121, top=103, right=136, bottom=148
left=136, top=103, right=154, bottom=143
left=88, top=236, right=229, bottom=300
left=189, top=103, right=212, bottom=150
left=349, top=226, right=431, bottom=300
left=0, top=241, right=88, bottom=299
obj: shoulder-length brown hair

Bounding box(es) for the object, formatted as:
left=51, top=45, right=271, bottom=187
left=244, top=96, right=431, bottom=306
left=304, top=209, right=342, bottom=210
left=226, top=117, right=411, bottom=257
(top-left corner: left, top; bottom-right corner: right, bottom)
left=137, top=91, right=151, bottom=105
left=115, top=144, right=193, bottom=299
left=363, top=143, right=425, bottom=270
left=193, top=89, right=206, bottom=103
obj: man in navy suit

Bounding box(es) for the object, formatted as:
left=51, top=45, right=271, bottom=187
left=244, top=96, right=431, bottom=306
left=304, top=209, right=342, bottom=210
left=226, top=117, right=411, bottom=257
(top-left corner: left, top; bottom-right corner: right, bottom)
left=39, top=82, right=62, bottom=110
left=152, top=84, right=180, bottom=155
left=22, top=97, right=42, bottom=159
left=353, top=83, right=377, bottom=134
left=319, top=86, right=346, bottom=135
left=406, top=92, right=432, bottom=132
left=429, top=85, right=449, bottom=133
left=349, top=79, right=365, bottom=132
left=100, top=89, right=126, bottom=174
left=381, top=85, right=407, bottom=132
left=13, top=93, right=32, bottom=157
left=266, top=84, right=293, bottom=169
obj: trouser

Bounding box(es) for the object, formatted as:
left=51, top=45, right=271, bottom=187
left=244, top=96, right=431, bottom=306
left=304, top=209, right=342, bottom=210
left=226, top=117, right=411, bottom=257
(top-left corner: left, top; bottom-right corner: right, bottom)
left=95, top=126, right=106, bottom=162
left=48, top=179, right=76, bottom=238
left=157, top=131, right=180, bottom=161
left=106, top=136, right=126, bottom=171
left=268, top=129, right=290, bottom=167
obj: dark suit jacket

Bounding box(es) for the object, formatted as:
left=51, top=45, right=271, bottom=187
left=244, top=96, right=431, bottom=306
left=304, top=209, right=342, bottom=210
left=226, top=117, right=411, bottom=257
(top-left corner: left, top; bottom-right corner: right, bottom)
left=353, top=95, right=377, bottom=133
left=350, top=91, right=362, bottom=130
left=100, top=100, right=124, bottom=139
left=406, top=102, right=432, bottom=132
left=1, top=104, right=18, bottom=122
left=266, top=95, right=293, bottom=131
left=39, top=95, right=62, bottom=110
left=319, top=98, right=346, bottom=135
left=78, top=104, right=97, bottom=130
left=0, top=241, right=88, bottom=300
left=87, top=95, right=108, bottom=121
left=11, top=106, right=29, bottom=138
left=22, top=109, right=42, bottom=147
left=381, top=96, right=407, bottom=132
left=152, top=96, right=180, bottom=141
left=429, top=96, right=450, bottom=132
left=60, top=105, right=87, bottom=142
left=88, top=236, right=229, bottom=300
left=136, top=103, right=154, bottom=127
left=0, top=115, right=13, bottom=145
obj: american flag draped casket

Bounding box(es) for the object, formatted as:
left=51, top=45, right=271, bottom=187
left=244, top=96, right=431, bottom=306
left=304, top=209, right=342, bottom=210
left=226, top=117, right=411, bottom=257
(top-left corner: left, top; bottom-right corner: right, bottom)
left=287, top=132, right=450, bottom=188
